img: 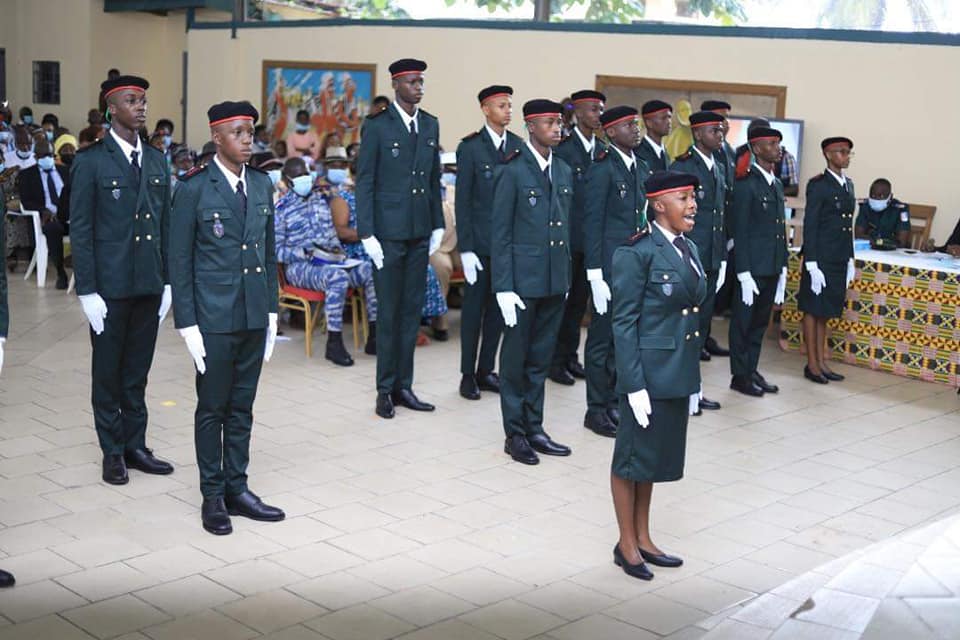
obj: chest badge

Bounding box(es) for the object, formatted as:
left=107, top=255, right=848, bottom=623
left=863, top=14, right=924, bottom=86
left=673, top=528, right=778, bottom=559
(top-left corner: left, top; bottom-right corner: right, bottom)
left=662, top=283, right=673, bottom=297
left=528, top=190, right=537, bottom=207
left=619, top=186, right=627, bottom=199
left=697, top=188, right=705, bottom=200
left=212, top=213, right=224, bottom=238
left=112, top=188, right=121, bottom=200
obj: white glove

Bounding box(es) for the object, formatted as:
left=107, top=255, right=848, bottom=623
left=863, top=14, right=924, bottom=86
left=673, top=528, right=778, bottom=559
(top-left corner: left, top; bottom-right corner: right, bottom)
left=361, top=236, right=384, bottom=270
left=726, top=238, right=735, bottom=252
left=846, top=258, right=856, bottom=287
left=79, top=293, right=109, bottom=335
left=774, top=266, right=788, bottom=305
left=688, top=392, right=700, bottom=416
left=460, top=251, right=482, bottom=285
left=0, top=337, right=4, bottom=376
left=428, top=228, right=444, bottom=257
left=264, top=313, right=278, bottom=362
left=715, top=261, right=727, bottom=292
left=496, top=291, right=526, bottom=328
left=158, top=284, right=172, bottom=326
left=627, top=389, right=652, bottom=428
left=586, top=269, right=611, bottom=316
left=805, top=261, right=826, bottom=296
left=737, top=272, right=760, bottom=307
left=178, top=325, right=206, bottom=374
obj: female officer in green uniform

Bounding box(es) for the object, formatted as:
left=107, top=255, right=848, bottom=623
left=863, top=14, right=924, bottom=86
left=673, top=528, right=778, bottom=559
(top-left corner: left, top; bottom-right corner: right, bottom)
left=610, top=170, right=706, bottom=580
left=799, top=137, right=856, bottom=384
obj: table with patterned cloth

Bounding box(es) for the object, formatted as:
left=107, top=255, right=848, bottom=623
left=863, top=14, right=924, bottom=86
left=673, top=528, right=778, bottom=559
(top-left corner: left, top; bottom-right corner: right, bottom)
left=782, top=248, right=960, bottom=385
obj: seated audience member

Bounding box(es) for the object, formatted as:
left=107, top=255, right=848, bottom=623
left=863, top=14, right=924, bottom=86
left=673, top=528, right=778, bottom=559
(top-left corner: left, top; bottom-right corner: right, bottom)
left=1, top=162, right=26, bottom=270
left=855, top=178, right=911, bottom=249
left=154, top=118, right=174, bottom=149
left=252, top=124, right=271, bottom=154
left=18, top=106, right=34, bottom=127
left=272, top=139, right=288, bottom=161
left=369, top=95, right=390, bottom=116
left=170, top=146, right=195, bottom=193
left=427, top=152, right=461, bottom=341
left=54, top=134, right=77, bottom=168
left=196, top=141, right=217, bottom=168
left=275, top=156, right=377, bottom=366
left=4, top=125, right=36, bottom=170
left=40, top=114, right=59, bottom=143
left=16, top=138, right=70, bottom=289
left=319, top=132, right=343, bottom=160
left=929, top=218, right=960, bottom=256
left=148, top=132, right=165, bottom=153
left=78, top=123, right=105, bottom=149
left=286, top=110, right=319, bottom=159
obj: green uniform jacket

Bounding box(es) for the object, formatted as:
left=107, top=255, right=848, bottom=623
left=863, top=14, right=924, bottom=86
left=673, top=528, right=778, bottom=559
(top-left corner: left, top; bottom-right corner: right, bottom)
left=491, top=146, right=573, bottom=298
left=583, top=148, right=648, bottom=277
left=634, top=137, right=669, bottom=176
left=169, top=164, right=279, bottom=334
left=670, top=147, right=727, bottom=271
left=612, top=224, right=706, bottom=400
left=802, top=172, right=856, bottom=266
left=0, top=220, right=7, bottom=338
left=731, top=167, right=788, bottom=277
left=355, top=104, right=443, bottom=241
left=554, top=132, right=605, bottom=253
left=855, top=198, right=910, bottom=248
left=454, top=127, right=524, bottom=257
left=68, top=135, right=170, bottom=298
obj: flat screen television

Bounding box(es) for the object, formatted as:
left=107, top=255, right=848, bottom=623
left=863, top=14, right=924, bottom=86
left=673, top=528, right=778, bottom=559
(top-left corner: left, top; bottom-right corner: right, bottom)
left=725, top=116, right=805, bottom=184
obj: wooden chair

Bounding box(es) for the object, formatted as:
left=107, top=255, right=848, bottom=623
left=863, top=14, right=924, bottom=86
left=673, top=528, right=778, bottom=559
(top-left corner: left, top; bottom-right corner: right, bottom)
left=348, top=288, right=368, bottom=350
left=277, top=264, right=326, bottom=357
left=907, top=204, right=937, bottom=249
left=450, top=268, right=465, bottom=286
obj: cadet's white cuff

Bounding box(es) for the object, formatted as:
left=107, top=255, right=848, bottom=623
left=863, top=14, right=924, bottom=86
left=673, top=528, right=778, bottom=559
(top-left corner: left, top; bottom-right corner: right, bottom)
left=586, top=268, right=603, bottom=282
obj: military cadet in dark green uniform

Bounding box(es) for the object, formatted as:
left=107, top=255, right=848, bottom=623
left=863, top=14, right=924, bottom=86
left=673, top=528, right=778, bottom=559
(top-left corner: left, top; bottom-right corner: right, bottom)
left=728, top=127, right=789, bottom=397
left=855, top=178, right=911, bottom=249
left=582, top=106, right=645, bottom=438
left=493, top=99, right=574, bottom=466
left=634, top=100, right=673, bottom=176
left=800, top=137, right=857, bottom=384
left=701, top=100, right=736, bottom=190
left=0, top=222, right=12, bottom=589
left=549, top=89, right=606, bottom=386
left=610, top=170, right=706, bottom=580
left=170, top=101, right=284, bottom=536
left=670, top=111, right=728, bottom=412
left=70, top=76, right=174, bottom=486
left=455, top=85, right=522, bottom=400
left=356, top=58, right=444, bottom=419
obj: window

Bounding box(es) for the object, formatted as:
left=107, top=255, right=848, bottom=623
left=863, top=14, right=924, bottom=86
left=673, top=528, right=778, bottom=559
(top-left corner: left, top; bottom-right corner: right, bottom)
left=33, top=61, right=60, bottom=105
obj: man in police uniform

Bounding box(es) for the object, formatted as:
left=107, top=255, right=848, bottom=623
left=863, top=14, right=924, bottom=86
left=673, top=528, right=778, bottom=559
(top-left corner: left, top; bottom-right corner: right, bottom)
left=455, top=85, right=523, bottom=400
left=170, top=101, right=284, bottom=536
left=855, top=178, right=911, bottom=249
left=493, top=99, right=574, bottom=466
left=670, top=111, right=728, bottom=412
left=728, top=126, right=788, bottom=397
left=549, top=89, right=606, bottom=386
left=635, top=100, right=673, bottom=175
left=69, top=75, right=174, bottom=486
left=582, top=106, right=646, bottom=437
left=356, top=58, right=444, bottom=419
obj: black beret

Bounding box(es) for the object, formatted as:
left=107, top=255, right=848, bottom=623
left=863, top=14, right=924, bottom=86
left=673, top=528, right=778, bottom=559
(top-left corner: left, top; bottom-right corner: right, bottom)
left=522, top=99, right=563, bottom=121
left=644, top=170, right=700, bottom=198
left=207, top=101, right=259, bottom=127
left=747, top=126, right=782, bottom=143
left=389, top=58, right=427, bottom=78
left=641, top=100, right=672, bottom=116
left=100, top=75, right=149, bottom=99
left=689, top=111, right=725, bottom=128
left=821, top=136, right=853, bottom=151
left=571, top=90, right=606, bottom=104
left=600, top=106, right=639, bottom=129
left=478, top=85, right=513, bottom=104
left=700, top=100, right=731, bottom=112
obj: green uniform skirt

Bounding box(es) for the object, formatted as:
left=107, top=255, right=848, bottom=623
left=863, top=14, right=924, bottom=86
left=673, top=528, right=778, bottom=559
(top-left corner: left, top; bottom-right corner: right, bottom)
left=798, top=262, right=847, bottom=319
left=611, top=396, right=689, bottom=483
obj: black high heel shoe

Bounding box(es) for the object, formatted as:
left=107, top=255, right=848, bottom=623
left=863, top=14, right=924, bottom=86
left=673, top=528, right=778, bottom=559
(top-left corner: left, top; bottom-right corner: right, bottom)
left=804, top=365, right=829, bottom=384
left=613, top=543, right=654, bottom=580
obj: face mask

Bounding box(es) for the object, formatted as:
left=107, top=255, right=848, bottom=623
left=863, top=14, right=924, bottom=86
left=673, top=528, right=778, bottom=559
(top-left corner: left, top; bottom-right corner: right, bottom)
left=162, top=135, right=172, bottom=149
left=0, top=131, right=10, bottom=144
left=22, top=115, right=33, bottom=125
left=290, top=174, right=313, bottom=197
left=868, top=198, right=890, bottom=212
left=441, top=173, right=457, bottom=187
left=295, top=123, right=309, bottom=133
left=310, top=170, right=319, bottom=183
left=326, top=168, right=348, bottom=185
left=37, top=156, right=55, bottom=171
left=45, top=130, right=54, bottom=142
left=60, top=154, right=74, bottom=167
left=267, top=169, right=281, bottom=186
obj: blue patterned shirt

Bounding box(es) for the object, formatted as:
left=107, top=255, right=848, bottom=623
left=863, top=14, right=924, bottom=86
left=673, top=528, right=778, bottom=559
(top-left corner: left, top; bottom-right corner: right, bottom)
left=274, top=188, right=342, bottom=265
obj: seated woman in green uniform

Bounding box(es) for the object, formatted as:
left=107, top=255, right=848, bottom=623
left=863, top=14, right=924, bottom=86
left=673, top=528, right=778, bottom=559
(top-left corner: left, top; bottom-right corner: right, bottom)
left=799, top=137, right=856, bottom=385
left=854, top=178, right=911, bottom=249
left=610, top=170, right=706, bottom=580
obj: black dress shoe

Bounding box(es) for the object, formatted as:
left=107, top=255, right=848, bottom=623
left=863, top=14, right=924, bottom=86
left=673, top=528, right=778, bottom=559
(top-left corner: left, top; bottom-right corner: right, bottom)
left=375, top=392, right=395, bottom=419
left=700, top=348, right=712, bottom=362
left=548, top=367, right=576, bottom=386
left=606, top=407, right=620, bottom=426
left=432, top=327, right=449, bottom=342
left=705, top=337, right=730, bottom=357
left=822, top=369, right=845, bottom=382
left=124, top=448, right=174, bottom=475
left=639, top=547, right=684, bottom=568
left=392, top=389, right=435, bottom=411
left=504, top=435, right=539, bottom=465
left=102, top=454, right=129, bottom=485
left=364, top=336, right=377, bottom=356
left=730, top=375, right=764, bottom=397
left=225, top=490, right=285, bottom=522
left=528, top=433, right=572, bottom=456
left=613, top=543, right=654, bottom=580
left=0, top=569, right=15, bottom=588
left=752, top=372, right=779, bottom=393
left=55, top=273, right=68, bottom=290
left=804, top=366, right=829, bottom=384
left=476, top=371, right=500, bottom=393
left=201, top=497, right=233, bottom=535
left=459, top=375, right=481, bottom=400
left=567, top=360, right=586, bottom=379
left=584, top=411, right=617, bottom=438
left=699, top=397, right=721, bottom=411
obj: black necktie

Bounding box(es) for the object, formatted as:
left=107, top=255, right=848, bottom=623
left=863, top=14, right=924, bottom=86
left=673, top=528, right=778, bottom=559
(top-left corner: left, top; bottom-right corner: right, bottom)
left=498, top=139, right=505, bottom=159
left=236, top=180, right=247, bottom=212
left=45, top=170, right=60, bottom=208
left=130, top=150, right=141, bottom=183
left=673, top=237, right=699, bottom=280
left=409, top=119, right=417, bottom=146
left=543, top=165, right=551, bottom=183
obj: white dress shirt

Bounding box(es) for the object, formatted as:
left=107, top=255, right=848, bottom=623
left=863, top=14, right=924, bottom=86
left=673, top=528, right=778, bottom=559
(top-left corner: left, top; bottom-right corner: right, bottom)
left=752, top=162, right=775, bottom=186
left=213, top=154, right=247, bottom=194
left=611, top=145, right=636, bottom=172
left=525, top=140, right=552, bottom=181
left=654, top=220, right=701, bottom=276
left=485, top=124, right=506, bottom=151
left=826, top=168, right=847, bottom=189
left=693, top=146, right=715, bottom=172
left=40, top=166, right=64, bottom=215
left=573, top=127, right=595, bottom=155
left=644, top=135, right=666, bottom=159
left=109, top=127, right=143, bottom=166
left=393, top=101, right=419, bottom=134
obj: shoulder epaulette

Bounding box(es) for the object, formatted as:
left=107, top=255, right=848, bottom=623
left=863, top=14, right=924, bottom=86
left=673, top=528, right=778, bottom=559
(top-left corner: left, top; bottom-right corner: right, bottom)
left=418, top=109, right=436, bottom=121
left=366, top=108, right=387, bottom=120
left=894, top=201, right=908, bottom=209
left=675, top=150, right=693, bottom=161
left=625, top=224, right=651, bottom=246
left=808, top=172, right=826, bottom=183
left=504, top=149, right=522, bottom=163
left=461, top=130, right=481, bottom=142
left=734, top=153, right=752, bottom=180
left=76, top=138, right=102, bottom=154
left=179, top=165, right=207, bottom=181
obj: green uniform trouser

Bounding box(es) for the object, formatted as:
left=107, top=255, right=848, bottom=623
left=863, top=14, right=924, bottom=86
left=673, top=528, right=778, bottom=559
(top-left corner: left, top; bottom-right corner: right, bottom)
left=552, top=250, right=588, bottom=370
left=90, top=294, right=161, bottom=455
left=584, top=309, right=617, bottom=415
left=459, top=254, right=503, bottom=376
left=195, top=329, right=265, bottom=499
left=700, top=269, right=719, bottom=348
left=729, top=274, right=777, bottom=377
left=374, top=237, right=428, bottom=393
left=500, top=294, right=565, bottom=438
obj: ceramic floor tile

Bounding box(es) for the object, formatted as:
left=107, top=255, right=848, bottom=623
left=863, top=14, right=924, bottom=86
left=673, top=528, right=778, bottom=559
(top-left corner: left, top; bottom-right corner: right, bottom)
left=56, top=562, right=157, bottom=602
left=458, top=599, right=565, bottom=640
left=217, top=589, right=328, bottom=634
left=286, top=571, right=391, bottom=611
left=431, top=567, right=531, bottom=606
left=135, top=575, right=242, bottom=617
left=548, top=614, right=660, bottom=640
left=791, top=588, right=880, bottom=633
left=304, top=603, right=415, bottom=640
left=62, top=594, right=171, bottom=639
left=605, top=593, right=709, bottom=636
left=369, top=585, right=475, bottom=627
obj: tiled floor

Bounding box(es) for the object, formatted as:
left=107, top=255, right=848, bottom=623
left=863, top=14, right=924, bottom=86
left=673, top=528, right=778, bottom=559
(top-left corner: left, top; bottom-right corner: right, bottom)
left=1, top=273, right=959, bottom=639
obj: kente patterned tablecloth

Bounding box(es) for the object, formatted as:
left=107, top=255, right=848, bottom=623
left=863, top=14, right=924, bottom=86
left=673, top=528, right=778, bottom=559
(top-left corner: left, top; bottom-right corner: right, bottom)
left=782, top=250, right=960, bottom=385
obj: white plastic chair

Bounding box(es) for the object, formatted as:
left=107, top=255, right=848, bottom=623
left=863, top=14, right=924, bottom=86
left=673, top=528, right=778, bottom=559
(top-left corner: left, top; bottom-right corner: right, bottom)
left=17, top=204, right=48, bottom=287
